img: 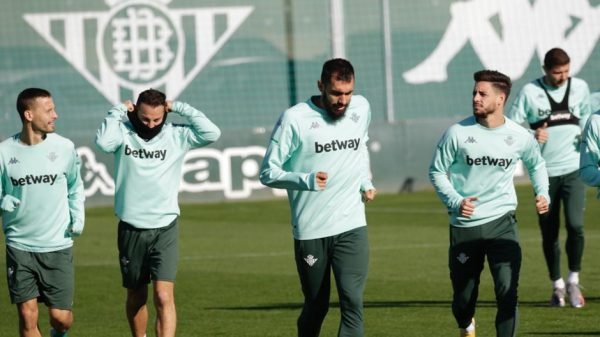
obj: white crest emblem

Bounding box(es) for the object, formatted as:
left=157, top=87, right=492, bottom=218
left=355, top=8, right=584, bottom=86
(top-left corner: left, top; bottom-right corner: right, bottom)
left=48, top=152, right=58, bottom=162
left=24, top=0, right=253, bottom=103
left=304, top=254, right=318, bottom=267
left=7, top=266, right=14, bottom=286
left=456, top=252, right=470, bottom=264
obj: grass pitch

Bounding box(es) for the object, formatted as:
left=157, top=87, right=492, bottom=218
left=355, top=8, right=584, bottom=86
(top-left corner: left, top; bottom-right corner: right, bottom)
left=0, top=184, right=598, bottom=336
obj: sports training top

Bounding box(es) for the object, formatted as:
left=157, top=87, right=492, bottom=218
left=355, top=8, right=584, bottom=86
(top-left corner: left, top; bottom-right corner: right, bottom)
left=430, top=116, right=550, bottom=228
left=260, top=95, right=374, bottom=240
left=0, top=133, right=85, bottom=252
left=579, top=112, right=600, bottom=194
left=95, top=101, right=221, bottom=229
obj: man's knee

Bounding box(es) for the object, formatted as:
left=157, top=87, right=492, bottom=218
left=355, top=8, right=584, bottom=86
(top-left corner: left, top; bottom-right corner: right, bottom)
left=153, top=282, right=175, bottom=309
left=567, top=223, right=585, bottom=237
left=495, top=283, right=518, bottom=312
left=127, top=286, right=149, bottom=305
left=339, top=290, right=363, bottom=312
left=49, top=309, right=73, bottom=331
left=154, top=290, right=174, bottom=308
left=302, top=298, right=329, bottom=319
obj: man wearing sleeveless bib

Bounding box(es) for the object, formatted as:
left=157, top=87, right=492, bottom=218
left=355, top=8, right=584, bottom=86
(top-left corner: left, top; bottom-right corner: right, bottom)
left=508, top=48, right=591, bottom=308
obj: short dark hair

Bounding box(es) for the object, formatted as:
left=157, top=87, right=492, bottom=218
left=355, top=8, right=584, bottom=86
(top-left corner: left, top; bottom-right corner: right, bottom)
left=320, top=58, right=355, bottom=85
left=136, top=88, right=166, bottom=108
left=544, top=48, right=570, bottom=69
left=473, top=70, right=512, bottom=99
left=16, top=88, right=51, bottom=121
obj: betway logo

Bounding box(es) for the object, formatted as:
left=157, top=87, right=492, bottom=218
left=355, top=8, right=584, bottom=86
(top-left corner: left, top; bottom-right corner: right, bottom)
left=124, top=145, right=166, bottom=161
left=315, top=138, right=360, bottom=153
left=466, top=155, right=512, bottom=169
left=11, top=174, right=58, bottom=186
left=549, top=112, right=572, bottom=121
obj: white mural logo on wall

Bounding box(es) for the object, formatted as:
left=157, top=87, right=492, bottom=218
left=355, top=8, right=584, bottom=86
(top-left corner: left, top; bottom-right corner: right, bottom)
left=403, top=0, right=600, bottom=84
left=23, top=0, right=253, bottom=102
left=78, top=146, right=285, bottom=199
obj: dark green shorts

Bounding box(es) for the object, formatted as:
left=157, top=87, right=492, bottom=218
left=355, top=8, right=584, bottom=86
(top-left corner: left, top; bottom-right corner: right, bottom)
left=5, top=246, right=74, bottom=309
left=118, top=219, right=179, bottom=289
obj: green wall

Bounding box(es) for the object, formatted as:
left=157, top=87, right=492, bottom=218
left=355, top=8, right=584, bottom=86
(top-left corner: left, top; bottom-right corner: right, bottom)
left=2, top=0, right=600, bottom=204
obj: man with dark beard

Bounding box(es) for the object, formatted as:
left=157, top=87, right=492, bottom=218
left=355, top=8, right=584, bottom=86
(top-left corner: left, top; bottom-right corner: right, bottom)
left=260, top=58, right=376, bottom=337
left=95, top=88, right=221, bottom=337
left=430, top=70, right=549, bottom=337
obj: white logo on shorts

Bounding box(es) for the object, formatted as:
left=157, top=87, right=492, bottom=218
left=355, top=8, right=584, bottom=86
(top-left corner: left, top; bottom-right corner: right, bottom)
left=304, top=254, right=318, bottom=267
left=7, top=266, right=14, bottom=286
left=457, top=253, right=470, bottom=264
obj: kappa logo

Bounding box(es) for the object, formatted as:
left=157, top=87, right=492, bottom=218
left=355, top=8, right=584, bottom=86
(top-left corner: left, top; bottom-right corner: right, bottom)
left=464, top=136, right=477, bottom=144
left=403, top=0, right=600, bottom=84
left=24, top=0, right=253, bottom=103
left=456, top=253, right=469, bottom=264
left=304, top=254, right=318, bottom=267
left=8, top=157, right=19, bottom=165
left=77, top=145, right=287, bottom=199
left=77, top=147, right=116, bottom=198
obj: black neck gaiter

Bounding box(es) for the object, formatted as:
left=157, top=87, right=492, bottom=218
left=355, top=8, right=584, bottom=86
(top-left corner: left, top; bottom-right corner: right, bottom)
left=128, top=110, right=167, bottom=141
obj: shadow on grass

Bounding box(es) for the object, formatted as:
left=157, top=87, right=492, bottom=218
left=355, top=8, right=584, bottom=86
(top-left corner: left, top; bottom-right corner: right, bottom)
left=207, top=297, right=599, bottom=311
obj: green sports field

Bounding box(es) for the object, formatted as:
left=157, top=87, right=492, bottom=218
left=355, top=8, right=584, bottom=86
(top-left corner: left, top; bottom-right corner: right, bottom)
left=0, top=184, right=598, bottom=336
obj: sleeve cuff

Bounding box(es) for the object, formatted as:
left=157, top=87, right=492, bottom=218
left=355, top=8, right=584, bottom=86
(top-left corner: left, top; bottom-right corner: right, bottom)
left=360, top=181, right=374, bottom=192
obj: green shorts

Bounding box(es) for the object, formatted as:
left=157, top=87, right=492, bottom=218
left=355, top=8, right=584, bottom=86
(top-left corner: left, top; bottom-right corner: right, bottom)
left=118, top=219, right=179, bottom=289
left=5, top=246, right=74, bottom=309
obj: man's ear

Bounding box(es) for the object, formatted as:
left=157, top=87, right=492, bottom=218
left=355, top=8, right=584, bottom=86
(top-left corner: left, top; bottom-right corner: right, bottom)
left=23, top=109, right=34, bottom=122
left=497, top=94, right=506, bottom=107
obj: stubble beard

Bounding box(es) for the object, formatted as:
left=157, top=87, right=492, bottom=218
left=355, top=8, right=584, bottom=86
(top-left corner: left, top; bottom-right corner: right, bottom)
left=322, top=95, right=347, bottom=121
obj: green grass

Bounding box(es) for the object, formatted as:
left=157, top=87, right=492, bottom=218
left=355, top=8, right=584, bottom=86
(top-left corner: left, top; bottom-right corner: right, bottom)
left=0, top=184, right=599, bottom=336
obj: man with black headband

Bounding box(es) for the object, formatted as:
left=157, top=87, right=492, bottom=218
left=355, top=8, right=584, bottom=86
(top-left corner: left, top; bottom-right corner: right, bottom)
left=95, top=88, right=221, bottom=337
